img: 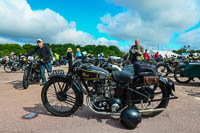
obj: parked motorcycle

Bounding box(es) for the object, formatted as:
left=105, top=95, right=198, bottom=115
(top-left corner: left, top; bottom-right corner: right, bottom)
left=156, top=57, right=180, bottom=77
left=23, top=58, right=41, bottom=89
left=174, top=62, right=200, bottom=83
left=4, top=58, right=27, bottom=73
left=41, top=60, right=177, bottom=129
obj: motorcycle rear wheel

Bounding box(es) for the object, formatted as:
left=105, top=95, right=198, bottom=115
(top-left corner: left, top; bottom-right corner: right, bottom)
left=41, top=78, right=80, bottom=117
left=156, top=63, right=169, bottom=77
left=174, top=66, right=192, bottom=83
left=135, top=83, right=170, bottom=117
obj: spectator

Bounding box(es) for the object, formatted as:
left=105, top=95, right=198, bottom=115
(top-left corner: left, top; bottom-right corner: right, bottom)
left=155, top=52, right=159, bottom=61
left=123, top=52, right=128, bottom=61
left=129, top=40, right=144, bottom=63
left=66, top=48, right=73, bottom=72
left=54, top=53, right=60, bottom=65
left=144, top=50, right=150, bottom=60
left=75, top=48, right=82, bottom=60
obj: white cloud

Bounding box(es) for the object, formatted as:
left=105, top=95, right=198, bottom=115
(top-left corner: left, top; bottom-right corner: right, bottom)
left=99, top=0, right=200, bottom=47
left=177, top=28, right=200, bottom=49
left=0, top=0, right=118, bottom=46
left=0, top=37, right=19, bottom=44
left=96, top=37, right=118, bottom=46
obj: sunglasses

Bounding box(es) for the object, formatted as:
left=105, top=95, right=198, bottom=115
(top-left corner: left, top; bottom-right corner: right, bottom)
left=37, top=41, right=41, bottom=43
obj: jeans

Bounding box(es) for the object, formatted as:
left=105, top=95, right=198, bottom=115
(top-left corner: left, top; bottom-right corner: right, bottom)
left=40, top=61, right=52, bottom=84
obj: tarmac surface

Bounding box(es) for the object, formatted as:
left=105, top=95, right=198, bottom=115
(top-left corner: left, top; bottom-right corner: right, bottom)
left=0, top=67, right=200, bottom=133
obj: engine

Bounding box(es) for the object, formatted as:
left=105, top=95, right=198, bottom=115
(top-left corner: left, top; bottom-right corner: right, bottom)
left=87, top=80, right=122, bottom=113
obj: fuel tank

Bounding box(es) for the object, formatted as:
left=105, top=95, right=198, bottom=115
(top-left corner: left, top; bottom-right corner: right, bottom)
left=79, top=65, right=110, bottom=80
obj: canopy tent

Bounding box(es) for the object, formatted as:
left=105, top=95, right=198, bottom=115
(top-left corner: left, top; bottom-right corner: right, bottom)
left=148, top=50, right=179, bottom=58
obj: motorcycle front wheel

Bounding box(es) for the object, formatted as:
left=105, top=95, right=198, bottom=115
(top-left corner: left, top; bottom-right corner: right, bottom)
left=41, top=78, right=80, bottom=117
left=23, top=69, right=30, bottom=89
left=174, top=66, right=192, bottom=83
left=4, top=63, right=13, bottom=73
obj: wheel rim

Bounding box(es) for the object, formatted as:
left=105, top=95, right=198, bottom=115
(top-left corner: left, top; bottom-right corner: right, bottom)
left=46, top=81, right=77, bottom=113
left=4, top=64, right=12, bottom=72
left=135, top=85, right=164, bottom=110
left=175, top=67, right=190, bottom=82
left=157, top=66, right=168, bottom=76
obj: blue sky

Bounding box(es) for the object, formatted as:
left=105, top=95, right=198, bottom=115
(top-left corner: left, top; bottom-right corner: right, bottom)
left=0, top=0, right=200, bottom=51
left=27, top=0, right=124, bottom=40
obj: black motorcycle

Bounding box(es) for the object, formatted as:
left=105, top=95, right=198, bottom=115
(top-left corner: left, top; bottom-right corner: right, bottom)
left=156, top=57, right=180, bottom=77
left=41, top=60, right=177, bottom=128
left=23, top=59, right=41, bottom=89
left=4, top=59, right=27, bottom=73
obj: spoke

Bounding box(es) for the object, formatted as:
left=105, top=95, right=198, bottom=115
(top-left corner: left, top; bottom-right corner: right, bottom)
left=64, top=101, right=75, bottom=106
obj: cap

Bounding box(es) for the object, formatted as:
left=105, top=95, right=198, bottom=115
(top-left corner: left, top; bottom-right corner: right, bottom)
left=36, top=39, right=43, bottom=42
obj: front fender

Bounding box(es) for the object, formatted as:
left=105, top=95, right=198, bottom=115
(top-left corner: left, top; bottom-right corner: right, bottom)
left=48, top=75, right=84, bottom=107
left=159, top=76, right=175, bottom=95
left=48, top=74, right=68, bottom=80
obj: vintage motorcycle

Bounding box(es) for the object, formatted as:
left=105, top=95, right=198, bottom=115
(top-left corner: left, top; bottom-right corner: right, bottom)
left=23, top=58, right=41, bottom=89
left=4, top=58, right=27, bottom=73
left=156, top=57, right=180, bottom=77
left=174, top=62, right=200, bottom=83
left=41, top=60, right=177, bottom=129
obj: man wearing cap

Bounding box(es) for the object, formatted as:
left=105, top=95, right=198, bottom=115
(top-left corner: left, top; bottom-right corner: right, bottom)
left=26, top=39, right=52, bottom=85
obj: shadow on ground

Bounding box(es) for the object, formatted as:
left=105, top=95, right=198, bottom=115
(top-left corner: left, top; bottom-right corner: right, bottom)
left=74, top=105, right=127, bottom=130
left=7, top=80, right=24, bottom=90
left=185, top=90, right=200, bottom=98
left=175, top=82, right=200, bottom=87
left=23, top=104, right=51, bottom=116
left=7, top=80, right=40, bottom=90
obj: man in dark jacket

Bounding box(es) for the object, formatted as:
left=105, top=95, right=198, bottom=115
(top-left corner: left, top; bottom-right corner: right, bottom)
left=26, top=39, right=52, bottom=85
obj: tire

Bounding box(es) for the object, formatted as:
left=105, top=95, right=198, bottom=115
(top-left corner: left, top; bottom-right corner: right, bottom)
left=174, top=66, right=192, bottom=83
left=156, top=63, right=169, bottom=77
left=23, top=70, right=30, bottom=89
left=41, top=78, right=80, bottom=117
left=138, top=82, right=170, bottom=117
left=4, top=63, right=12, bottom=73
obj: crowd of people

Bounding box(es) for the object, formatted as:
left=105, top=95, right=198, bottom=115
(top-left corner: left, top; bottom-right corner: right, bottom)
left=1, top=39, right=199, bottom=85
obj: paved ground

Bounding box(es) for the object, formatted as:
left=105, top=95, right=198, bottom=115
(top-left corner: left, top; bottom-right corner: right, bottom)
left=0, top=67, right=200, bottom=133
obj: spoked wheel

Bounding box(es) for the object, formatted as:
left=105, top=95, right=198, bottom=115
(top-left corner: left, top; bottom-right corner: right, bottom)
left=41, top=78, right=80, bottom=117
left=174, top=66, right=192, bottom=83
left=4, top=63, right=13, bottom=73
left=156, top=64, right=169, bottom=77
left=135, top=83, right=169, bottom=117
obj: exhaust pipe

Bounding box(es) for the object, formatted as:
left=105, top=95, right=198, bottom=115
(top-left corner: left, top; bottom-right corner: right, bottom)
left=139, top=108, right=165, bottom=115
left=86, top=96, right=165, bottom=116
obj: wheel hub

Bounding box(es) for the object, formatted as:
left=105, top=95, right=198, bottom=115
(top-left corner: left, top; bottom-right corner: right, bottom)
left=57, top=91, right=67, bottom=101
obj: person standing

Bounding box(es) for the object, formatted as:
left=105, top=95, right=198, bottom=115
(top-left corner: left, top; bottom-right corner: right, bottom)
left=75, top=48, right=82, bottom=60
left=144, top=50, right=150, bottom=60
left=66, top=48, right=73, bottom=73
left=129, top=40, right=144, bottom=64
left=26, top=39, right=52, bottom=85
left=155, top=52, right=159, bottom=62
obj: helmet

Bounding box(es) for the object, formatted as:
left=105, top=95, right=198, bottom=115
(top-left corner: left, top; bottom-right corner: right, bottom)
left=120, top=106, right=141, bottom=129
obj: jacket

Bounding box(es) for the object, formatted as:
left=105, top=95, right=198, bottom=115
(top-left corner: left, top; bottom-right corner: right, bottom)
left=27, top=45, right=51, bottom=64
left=129, top=45, right=144, bottom=63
